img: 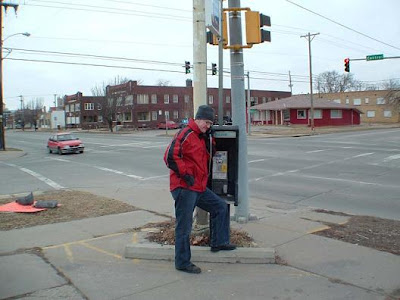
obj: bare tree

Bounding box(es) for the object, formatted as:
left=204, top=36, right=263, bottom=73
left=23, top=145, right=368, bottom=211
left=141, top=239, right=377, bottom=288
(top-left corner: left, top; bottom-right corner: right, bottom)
left=91, top=76, right=131, bottom=132
left=315, top=71, right=362, bottom=93
left=156, top=79, right=171, bottom=86
left=382, top=79, right=400, bottom=111
left=24, top=98, right=44, bottom=129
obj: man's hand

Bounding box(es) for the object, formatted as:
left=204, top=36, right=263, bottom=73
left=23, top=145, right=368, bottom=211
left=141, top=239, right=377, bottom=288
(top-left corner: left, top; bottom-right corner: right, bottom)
left=183, top=174, right=195, bottom=187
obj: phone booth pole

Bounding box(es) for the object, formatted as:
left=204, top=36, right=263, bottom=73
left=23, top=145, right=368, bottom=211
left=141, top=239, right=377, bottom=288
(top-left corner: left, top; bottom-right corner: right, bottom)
left=228, top=0, right=249, bottom=222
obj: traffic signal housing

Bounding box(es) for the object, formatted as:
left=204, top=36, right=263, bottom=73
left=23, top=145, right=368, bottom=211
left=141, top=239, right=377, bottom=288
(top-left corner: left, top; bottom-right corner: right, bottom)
left=344, top=58, right=350, bottom=72
left=245, top=11, right=271, bottom=45
left=185, top=61, right=191, bottom=74
left=211, top=63, right=217, bottom=75
left=206, top=12, right=228, bottom=47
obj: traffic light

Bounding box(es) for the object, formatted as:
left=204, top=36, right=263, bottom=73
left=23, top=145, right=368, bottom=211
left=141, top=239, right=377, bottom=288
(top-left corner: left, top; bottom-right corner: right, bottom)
left=206, top=31, right=218, bottom=45
left=245, top=11, right=271, bottom=45
left=344, top=58, right=350, bottom=72
left=185, top=61, right=191, bottom=74
left=211, top=63, right=217, bottom=75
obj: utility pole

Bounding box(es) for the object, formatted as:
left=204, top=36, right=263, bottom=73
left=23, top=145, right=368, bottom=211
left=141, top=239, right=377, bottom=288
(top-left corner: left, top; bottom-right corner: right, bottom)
left=246, top=71, right=251, bottom=135
left=193, top=0, right=208, bottom=226
left=19, top=95, right=24, bottom=130
left=288, top=71, right=293, bottom=94
left=301, top=32, right=319, bottom=131
left=229, top=0, right=249, bottom=222
left=217, top=0, right=223, bottom=126
left=193, top=0, right=207, bottom=111
left=0, top=1, right=19, bottom=150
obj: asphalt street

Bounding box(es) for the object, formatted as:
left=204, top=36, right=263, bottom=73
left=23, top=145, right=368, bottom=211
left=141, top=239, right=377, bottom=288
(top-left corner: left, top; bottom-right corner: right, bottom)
left=1, top=128, right=400, bottom=220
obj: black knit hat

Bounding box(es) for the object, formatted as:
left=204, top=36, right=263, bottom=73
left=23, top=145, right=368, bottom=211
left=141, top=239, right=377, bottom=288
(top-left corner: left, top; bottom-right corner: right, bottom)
left=195, top=105, right=214, bottom=121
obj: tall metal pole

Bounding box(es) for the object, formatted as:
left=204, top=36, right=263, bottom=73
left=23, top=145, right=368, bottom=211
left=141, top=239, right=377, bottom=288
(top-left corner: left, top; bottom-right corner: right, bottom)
left=217, top=0, right=223, bottom=125
left=0, top=1, right=4, bottom=150
left=246, top=71, right=251, bottom=135
left=228, top=0, right=249, bottom=222
left=0, top=1, right=19, bottom=149
left=301, top=32, right=319, bottom=131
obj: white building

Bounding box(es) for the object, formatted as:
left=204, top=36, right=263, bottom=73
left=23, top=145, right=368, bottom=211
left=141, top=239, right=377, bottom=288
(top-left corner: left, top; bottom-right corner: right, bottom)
left=51, top=110, right=66, bottom=129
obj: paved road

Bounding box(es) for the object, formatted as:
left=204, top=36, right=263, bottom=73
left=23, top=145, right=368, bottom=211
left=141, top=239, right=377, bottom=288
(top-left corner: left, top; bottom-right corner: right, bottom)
left=1, top=128, right=399, bottom=220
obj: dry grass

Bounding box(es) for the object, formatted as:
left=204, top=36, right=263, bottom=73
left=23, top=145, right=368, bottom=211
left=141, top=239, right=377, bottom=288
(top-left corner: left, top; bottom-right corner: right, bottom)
left=0, top=190, right=137, bottom=231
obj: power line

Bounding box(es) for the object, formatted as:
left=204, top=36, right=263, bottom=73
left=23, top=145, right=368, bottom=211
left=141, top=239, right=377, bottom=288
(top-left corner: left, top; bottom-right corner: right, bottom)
left=286, top=0, right=400, bottom=51
left=24, top=3, right=191, bottom=22
left=6, top=47, right=184, bottom=66
left=6, top=57, right=187, bottom=74
left=31, top=0, right=191, bottom=13
left=26, top=35, right=192, bottom=49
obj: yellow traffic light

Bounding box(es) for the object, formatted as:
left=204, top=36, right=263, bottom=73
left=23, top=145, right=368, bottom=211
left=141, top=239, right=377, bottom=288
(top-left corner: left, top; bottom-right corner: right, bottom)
left=245, top=11, right=271, bottom=45
left=245, top=11, right=261, bottom=44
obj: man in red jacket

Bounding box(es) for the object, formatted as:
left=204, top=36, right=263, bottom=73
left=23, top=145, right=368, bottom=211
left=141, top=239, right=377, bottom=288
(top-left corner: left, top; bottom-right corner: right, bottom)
left=164, top=105, right=236, bottom=274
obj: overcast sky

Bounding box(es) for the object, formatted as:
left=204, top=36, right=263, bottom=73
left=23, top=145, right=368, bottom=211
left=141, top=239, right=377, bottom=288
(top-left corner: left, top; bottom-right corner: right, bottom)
left=3, top=0, right=400, bottom=110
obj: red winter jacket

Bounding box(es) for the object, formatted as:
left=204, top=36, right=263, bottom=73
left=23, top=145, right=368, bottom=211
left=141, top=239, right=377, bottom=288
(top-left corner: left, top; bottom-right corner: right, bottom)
left=164, top=119, right=212, bottom=192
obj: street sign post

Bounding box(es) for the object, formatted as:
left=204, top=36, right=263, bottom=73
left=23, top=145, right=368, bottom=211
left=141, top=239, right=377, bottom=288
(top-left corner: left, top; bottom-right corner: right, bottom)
left=366, top=54, right=384, bottom=61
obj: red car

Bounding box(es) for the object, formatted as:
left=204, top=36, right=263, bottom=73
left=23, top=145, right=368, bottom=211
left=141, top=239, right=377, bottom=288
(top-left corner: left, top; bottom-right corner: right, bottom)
left=47, top=133, right=84, bottom=155
left=157, top=121, right=179, bottom=129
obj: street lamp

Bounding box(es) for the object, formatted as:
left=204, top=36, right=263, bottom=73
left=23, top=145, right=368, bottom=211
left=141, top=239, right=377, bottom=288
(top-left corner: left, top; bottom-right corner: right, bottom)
left=3, top=32, right=31, bottom=43
left=0, top=32, right=31, bottom=150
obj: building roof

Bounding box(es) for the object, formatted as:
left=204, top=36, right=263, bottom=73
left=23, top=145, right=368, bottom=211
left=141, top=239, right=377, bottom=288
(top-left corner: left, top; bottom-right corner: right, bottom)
left=252, top=94, right=362, bottom=113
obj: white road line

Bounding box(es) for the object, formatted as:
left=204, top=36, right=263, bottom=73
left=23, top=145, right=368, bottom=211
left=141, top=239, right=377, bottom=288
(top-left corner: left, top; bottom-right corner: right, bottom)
left=248, top=159, right=265, bottom=163
left=19, top=167, right=65, bottom=190
left=383, top=154, right=400, bottom=162
left=352, top=152, right=374, bottom=158
left=95, top=166, right=144, bottom=180
left=142, top=174, right=169, bottom=181
left=306, top=149, right=326, bottom=153
left=290, top=174, right=380, bottom=186
left=49, top=157, right=70, bottom=162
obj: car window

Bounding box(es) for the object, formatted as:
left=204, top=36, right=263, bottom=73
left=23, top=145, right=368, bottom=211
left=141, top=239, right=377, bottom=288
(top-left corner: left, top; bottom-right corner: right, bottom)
left=57, top=134, right=77, bottom=141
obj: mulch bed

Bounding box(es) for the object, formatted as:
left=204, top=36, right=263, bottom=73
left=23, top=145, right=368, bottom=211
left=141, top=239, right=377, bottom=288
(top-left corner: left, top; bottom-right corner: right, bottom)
left=0, top=190, right=137, bottom=231
left=145, top=219, right=255, bottom=247
left=313, top=211, right=400, bottom=256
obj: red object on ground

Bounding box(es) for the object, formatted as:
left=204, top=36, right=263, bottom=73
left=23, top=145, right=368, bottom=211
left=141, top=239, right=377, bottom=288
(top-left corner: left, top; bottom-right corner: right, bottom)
left=0, top=201, right=46, bottom=213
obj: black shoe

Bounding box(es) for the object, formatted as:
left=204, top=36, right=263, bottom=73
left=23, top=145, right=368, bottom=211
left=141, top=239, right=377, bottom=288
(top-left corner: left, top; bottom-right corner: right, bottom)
left=211, top=244, right=237, bottom=252
left=176, top=263, right=201, bottom=274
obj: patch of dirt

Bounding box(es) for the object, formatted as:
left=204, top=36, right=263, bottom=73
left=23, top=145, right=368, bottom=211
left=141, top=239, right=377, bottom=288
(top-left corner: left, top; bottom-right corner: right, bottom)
left=313, top=212, right=400, bottom=256
left=146, top=219, right=255, bottom=248
left=0, top=190, right=137, bottom=231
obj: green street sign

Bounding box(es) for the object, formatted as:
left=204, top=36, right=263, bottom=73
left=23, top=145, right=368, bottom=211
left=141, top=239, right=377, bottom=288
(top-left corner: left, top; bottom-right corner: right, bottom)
left=366, top=54, right=384, bottom=61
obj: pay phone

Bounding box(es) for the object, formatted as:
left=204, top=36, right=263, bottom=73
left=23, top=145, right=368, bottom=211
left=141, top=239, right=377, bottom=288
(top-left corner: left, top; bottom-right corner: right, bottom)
left=209, top=125, right=239, bottom=206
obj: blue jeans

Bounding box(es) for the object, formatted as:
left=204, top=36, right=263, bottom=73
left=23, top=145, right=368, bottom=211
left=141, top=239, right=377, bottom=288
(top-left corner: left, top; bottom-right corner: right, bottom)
left=171, top=187, right=230, bottom=269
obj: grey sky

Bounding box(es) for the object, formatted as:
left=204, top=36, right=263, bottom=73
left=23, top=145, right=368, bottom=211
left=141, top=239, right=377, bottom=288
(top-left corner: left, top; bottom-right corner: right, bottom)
left=3, top=0, right=400, bottom=110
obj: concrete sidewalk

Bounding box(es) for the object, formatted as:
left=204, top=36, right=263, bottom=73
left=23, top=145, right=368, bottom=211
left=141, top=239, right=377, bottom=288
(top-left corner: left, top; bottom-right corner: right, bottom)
left=1, top=188, right=399, bottom=300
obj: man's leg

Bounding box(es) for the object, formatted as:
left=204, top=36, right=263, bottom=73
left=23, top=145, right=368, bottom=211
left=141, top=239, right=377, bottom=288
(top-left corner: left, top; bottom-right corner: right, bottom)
left=197, top=188, right=230, bottom=247
left=171, top=188, right=198, bottom=269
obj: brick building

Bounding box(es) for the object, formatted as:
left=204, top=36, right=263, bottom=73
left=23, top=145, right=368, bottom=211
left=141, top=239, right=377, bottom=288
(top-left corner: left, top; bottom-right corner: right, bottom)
left=64, top=92, right=105, bottom=129
left=316, top=90, right=400, bottom=124
left=64, top=80, right=291, bottom=129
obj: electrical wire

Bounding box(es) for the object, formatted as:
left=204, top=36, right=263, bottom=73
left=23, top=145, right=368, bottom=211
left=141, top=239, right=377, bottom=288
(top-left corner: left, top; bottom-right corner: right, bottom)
left=285, top=0, right=400, bottom=51
left=23, top=3, right=191, bottom=22
left=5, top=57, right=189, bottom=74
left=30, top=0, right=191, bottom=13
left=6, top=47, right=185, bottom=67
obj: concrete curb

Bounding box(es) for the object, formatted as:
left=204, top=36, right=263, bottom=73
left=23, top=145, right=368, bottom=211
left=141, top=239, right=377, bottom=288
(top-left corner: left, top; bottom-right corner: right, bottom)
left=125, top=243, right=276, bottom=264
